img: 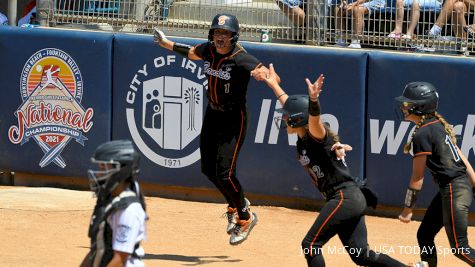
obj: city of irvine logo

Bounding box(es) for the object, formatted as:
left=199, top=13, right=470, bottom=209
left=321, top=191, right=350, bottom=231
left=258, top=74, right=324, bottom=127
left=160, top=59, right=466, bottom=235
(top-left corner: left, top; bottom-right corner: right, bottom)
left=8, top=48, right=94, bottom=168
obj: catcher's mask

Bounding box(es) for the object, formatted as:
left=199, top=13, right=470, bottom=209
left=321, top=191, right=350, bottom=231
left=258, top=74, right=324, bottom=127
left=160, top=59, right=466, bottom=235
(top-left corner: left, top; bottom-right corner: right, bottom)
left=88, top=140, right=140, bottom=198
left=208, top=13, right=240, bottom=47
left=394, top=81, right=439, bottom=118
left=274, top=94, right=309, bottom=129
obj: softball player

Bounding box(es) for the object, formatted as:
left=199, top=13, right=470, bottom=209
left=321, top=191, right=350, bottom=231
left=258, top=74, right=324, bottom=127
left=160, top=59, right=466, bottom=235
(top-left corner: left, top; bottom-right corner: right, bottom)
left=395, top=82, right=475, bottom=267
left=80, top=140, right=147, bottom=267
left=259, top=64, right=427, bottom=267
left=154, top=13, right=270, bottom=245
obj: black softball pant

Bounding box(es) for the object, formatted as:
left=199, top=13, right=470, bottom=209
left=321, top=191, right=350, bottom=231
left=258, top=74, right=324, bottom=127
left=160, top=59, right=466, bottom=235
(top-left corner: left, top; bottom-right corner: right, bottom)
left=200, top=106, right=250, bottom=220
left=417, top=175, right=475, bottom=267
left=302, top=184, right=407, bottom=267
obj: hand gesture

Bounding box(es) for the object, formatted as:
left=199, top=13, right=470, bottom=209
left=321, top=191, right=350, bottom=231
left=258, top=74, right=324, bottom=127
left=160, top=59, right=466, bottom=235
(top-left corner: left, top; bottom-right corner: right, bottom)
left=398, top=207, right=413, bottom=223
left=331, top=142, right=353, bottom=160
left=251, top=64, right=270, bottom=81
left=154, top=28, right=169, bottom=46
left=262, top=63, right=281, bottom=87
left=305, top=74, right=325, bottom=101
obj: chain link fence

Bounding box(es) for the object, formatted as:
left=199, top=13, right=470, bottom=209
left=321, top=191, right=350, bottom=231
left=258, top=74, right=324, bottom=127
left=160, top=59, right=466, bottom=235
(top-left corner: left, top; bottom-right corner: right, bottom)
left=37, top=0, right=474, bottom=55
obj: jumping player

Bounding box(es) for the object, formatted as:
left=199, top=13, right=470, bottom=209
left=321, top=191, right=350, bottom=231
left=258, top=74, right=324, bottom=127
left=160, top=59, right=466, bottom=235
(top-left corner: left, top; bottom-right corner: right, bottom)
left=395, top=82, right=475, bottom=267
left=260, top=64, right=428, bottom=267
left=153, top=13, right=270, bottom=245
left=80, top=140, right=147, bottom=267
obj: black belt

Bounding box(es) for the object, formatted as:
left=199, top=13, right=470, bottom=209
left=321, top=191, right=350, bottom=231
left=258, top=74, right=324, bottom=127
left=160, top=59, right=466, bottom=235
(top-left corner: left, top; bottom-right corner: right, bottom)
left=208, top=102, right=243, bottom=112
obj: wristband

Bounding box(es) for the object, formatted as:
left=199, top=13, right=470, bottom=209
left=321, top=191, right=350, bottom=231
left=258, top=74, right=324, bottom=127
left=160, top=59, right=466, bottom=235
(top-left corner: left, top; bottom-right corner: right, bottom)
left=404, top=187, right=420, bottom=208
left=173, top=43, right=192, bottom=58
left=277, top=93, right=287, bottom=100
left=308, top=97, right=321, bottom=116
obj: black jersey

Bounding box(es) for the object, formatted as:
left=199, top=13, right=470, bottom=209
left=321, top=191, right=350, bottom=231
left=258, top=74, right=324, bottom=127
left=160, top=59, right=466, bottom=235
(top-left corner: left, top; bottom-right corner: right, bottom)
left=296, top=131, right=354, bottom=196
left=412, top=117, right=466, bottom=184
left=194, top=42, right=261, bottom=108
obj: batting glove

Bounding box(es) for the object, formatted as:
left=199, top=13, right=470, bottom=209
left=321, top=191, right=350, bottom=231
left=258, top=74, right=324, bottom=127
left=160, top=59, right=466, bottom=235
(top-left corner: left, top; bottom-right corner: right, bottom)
left=154, top=28, right=166, bottom=43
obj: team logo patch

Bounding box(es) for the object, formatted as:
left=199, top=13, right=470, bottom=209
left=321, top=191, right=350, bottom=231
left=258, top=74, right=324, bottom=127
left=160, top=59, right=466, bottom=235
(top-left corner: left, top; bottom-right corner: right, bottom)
left=116, top=224, right=131, bottom=243
left=218, top=15, right=229, bottom=26
left=8, top=48, right=94, bottom=168
left=126, top=55, right=207, bottom=168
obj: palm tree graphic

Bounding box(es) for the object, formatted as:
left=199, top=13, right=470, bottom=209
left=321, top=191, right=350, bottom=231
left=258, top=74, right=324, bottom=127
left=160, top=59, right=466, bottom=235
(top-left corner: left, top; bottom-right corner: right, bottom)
left=184, top=87, right=200, bottom=131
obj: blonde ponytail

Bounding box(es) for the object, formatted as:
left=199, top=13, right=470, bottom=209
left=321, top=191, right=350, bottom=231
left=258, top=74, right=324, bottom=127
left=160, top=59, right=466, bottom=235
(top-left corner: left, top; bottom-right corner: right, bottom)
left=435, top=113, right=457, bottom=145
left=403, top=114, right=427, bottom=154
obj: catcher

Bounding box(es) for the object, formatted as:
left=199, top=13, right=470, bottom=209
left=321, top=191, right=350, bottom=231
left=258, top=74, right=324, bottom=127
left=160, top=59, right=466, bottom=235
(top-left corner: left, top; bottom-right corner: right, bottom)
left=80, top=140, right=147, bottom=267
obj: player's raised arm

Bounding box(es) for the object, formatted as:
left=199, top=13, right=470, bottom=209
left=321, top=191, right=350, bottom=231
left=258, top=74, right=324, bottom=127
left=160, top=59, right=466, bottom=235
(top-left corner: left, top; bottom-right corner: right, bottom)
left=306, top=74, right=326, bottom=140
left=153, top=28, right=201, bottom=60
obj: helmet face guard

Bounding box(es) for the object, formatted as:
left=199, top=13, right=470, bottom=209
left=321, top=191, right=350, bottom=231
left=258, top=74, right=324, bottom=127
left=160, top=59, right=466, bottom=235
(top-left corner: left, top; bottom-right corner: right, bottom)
left=87, top=140, right=140, bottom=199
left=208, top=14, right=240, bottom=47
left=87, top=159, right=121, bottom=196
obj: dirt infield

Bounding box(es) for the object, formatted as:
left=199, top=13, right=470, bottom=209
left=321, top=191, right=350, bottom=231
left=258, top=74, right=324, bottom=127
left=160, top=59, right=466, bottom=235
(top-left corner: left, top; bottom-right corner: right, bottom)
left=0, top=186, right=473, bottom=267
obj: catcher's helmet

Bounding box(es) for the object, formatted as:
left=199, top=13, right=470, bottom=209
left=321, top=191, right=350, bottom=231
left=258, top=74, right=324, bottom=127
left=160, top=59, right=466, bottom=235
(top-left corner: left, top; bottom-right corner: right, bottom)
left=395, top=82, right=439, bottom=115
left=87, top=140, right=140, bottom=198
left=276, top=95, right=309, bottom=128
left=208, top=13, right=240, bottom=46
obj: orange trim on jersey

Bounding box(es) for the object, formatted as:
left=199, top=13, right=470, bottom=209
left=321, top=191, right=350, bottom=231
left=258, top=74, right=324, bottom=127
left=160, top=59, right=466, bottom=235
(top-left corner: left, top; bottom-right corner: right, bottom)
left=227, top=109, right=245, bottom=192
left=209, top=47, right=216, bottom=103
left=419, top=119, right=440, bottom=129
left=449, top=183, right=475, bottom=263
left=212, top=49, right=243, bottom=105
left=309, top=190, right=344, bottom=256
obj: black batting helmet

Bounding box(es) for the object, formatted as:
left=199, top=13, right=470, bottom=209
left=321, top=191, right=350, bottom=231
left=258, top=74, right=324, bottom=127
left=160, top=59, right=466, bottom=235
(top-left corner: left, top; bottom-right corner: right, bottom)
left=208, top=13, right=240, bottom=45
left=395, top=82, right=439, bottom=115
left=87, top=140, right=140, bottom=199
left=276, top=95, right=309, bottom=128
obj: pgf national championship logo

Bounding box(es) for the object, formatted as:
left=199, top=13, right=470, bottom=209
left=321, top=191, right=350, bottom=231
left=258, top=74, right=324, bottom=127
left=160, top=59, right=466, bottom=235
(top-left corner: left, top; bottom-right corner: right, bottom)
left=126, top=55, right=207, bottom=168
left=8, top=48, right=94, bottom=168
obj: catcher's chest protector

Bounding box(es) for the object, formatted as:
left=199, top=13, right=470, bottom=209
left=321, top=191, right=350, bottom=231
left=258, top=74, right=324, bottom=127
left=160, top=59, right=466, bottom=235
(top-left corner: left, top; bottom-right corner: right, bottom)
left=88, top=192, right=140, bottom=267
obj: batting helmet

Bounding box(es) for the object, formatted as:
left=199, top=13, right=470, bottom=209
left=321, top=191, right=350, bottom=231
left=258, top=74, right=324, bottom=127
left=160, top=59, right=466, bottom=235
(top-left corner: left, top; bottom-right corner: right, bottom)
left=395, top=82, right=439, bottom=115
left=276, top=95, right=309, bottom=128
left=208, top=13, right=240, bottom=46
left=87, top=140, right=140, bottom=199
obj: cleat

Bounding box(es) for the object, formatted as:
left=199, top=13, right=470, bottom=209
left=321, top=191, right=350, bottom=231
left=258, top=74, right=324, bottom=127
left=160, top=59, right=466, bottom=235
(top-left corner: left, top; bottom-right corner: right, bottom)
left=224, top=198, right=251, bottom=235
left=224, top=207, right=237, bottom=235
left=229, top=212, right=257, bottom=245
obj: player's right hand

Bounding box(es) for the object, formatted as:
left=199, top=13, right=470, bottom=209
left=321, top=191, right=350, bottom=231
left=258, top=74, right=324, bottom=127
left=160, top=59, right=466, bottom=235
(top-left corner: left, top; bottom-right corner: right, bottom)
left=398, top=207, right=413, bottom=223
left=331, top=142, right=352, bottom=160
left=262, top=63, right=280, bottom=87
left=154, top=28, right=167, bottom=44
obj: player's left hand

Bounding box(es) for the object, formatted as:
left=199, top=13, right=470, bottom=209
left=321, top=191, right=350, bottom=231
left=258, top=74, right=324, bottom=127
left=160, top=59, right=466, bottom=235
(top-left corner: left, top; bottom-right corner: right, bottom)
left=331, top=142, right=352, bottom=160
left=398, top=207, right=413, bottom=223
left=305, top=74, right=324, bottom=101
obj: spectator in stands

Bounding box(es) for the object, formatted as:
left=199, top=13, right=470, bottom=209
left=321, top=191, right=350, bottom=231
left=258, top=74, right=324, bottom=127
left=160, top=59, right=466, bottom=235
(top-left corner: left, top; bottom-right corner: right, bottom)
left=387, top=0, right=442, bottom=39
left=18, top=0, right=37, bottom=27
left=276, top=0, right=327, bottom=42
left=334, top=0, right=386, bottom=48
left=0, top=12, right=8, bottom=25
left=427, top=0, right=474, bottom=38
left=276, top=0, right=306, bottom=28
